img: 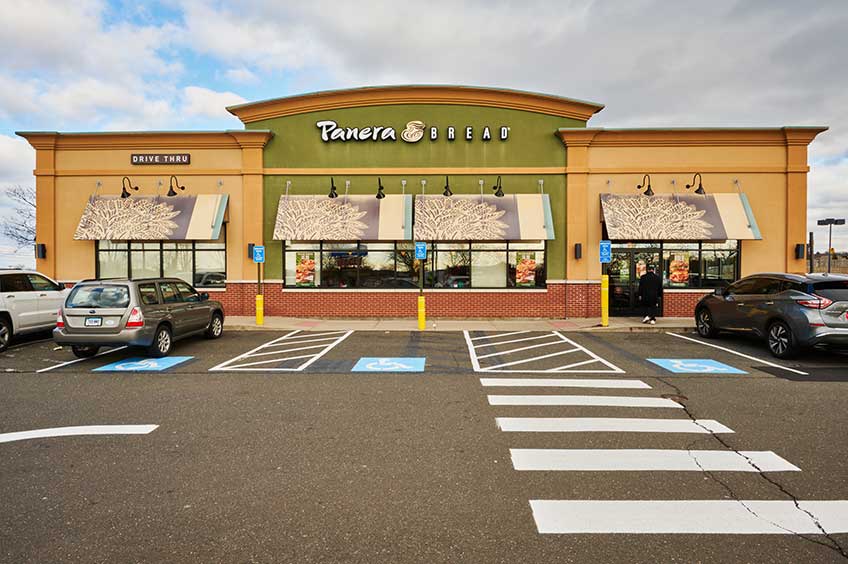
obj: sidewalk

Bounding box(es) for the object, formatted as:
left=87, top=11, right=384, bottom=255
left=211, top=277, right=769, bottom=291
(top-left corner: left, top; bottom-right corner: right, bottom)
left=225, top=316, right=694, bottom=333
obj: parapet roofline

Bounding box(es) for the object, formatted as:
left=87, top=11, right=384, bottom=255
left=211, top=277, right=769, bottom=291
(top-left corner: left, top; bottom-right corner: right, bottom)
left=226, top=84, right=605, bottom=123
left=17, top=130, right=273, bottom=150
left=556, top=126, right=828, bottom=147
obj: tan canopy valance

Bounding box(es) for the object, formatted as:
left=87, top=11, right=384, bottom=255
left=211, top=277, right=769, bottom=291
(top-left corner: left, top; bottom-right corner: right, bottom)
left=600, top=193, right=761, bottom=241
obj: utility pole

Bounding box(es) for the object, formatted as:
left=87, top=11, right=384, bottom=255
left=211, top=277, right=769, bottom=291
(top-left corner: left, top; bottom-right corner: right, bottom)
left=817, top=218, right=846, bottom=273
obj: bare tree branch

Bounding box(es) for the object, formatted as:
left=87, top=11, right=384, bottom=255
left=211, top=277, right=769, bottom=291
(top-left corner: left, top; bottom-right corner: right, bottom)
left=1, top=185, right=36, bottom=249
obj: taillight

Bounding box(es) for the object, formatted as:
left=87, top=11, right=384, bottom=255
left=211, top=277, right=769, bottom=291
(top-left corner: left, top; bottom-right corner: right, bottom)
left=796, top=294, right=834, bottom=309
left=56, top=309, right=64, bottom=328
left=126, top=307, right=144, bottom=328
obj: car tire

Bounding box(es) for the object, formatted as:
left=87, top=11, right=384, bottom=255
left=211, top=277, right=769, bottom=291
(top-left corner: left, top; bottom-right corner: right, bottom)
left=71, top=345, right=100, bottom=359
left=0, top=317, right=11, bottom=353
left=695, top=307, right=719, bottom=338
left=767, top=320, right=798, bottom=359
left=148, top=325, right=173, bottom=358
left=205, top=312, right=223, bottom=339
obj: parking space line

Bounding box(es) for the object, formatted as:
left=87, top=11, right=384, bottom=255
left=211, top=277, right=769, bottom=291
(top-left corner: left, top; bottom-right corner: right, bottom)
left=529, top=500, right=848, bottom=534
left=36, top=346, right=128, bottom=373
left=6, top=337, right=53, bottom=351
left=464, top=331, right=625, bottom=374
left=209, top=330, right=353, bottom=372
left=495, top=417, right=734, bottom=434
left=480, top=378, right=651, bottom=389
left=668, top=332, right=809, bottom=375
left=488, top=395, right=682, bottom=408
left=0, top=424, right=158, bottom=444
left=511, top=449, right=801, bottom=472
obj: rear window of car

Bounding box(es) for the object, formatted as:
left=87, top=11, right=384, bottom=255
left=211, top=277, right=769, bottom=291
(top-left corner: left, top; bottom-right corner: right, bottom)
left=812, top=281, right=848, bottom=302
left=66, top=285, right=130, bottom=309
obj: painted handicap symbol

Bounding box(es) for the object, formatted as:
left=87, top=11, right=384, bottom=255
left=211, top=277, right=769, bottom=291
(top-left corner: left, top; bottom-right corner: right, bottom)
left=94, top=356, right=193, bottom=372
left=351, top=357, right=426, bottom=372
left=647, top=358, right=747, bottom=375
left=115, top=359, right=164, bottom=371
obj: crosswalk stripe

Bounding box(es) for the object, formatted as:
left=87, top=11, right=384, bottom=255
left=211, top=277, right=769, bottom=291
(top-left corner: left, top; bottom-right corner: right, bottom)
left=510, top=449, right=800, bottom=472
left=479, top=378, right=650, bottom=389
left=488, top=395, right=681, bottom=408
left=495, top=417, right=734, bottom=434
left=529, top=500, right=848, bottom=534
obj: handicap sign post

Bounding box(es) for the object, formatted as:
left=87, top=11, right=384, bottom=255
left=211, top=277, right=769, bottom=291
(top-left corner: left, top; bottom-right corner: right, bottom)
left=599, top=240, right=612, bottom=327
left=252, top=245, right=265, bottom=326
left=414, top=242, right=427, bottom=331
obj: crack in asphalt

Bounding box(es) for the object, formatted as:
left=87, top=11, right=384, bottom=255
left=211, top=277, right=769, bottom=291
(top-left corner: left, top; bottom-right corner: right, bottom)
left=657, top=376, right=848, bottom=560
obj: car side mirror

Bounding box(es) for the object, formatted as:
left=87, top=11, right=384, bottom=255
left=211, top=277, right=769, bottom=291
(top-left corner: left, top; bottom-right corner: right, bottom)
left=200, top=292, right=209, bottom=301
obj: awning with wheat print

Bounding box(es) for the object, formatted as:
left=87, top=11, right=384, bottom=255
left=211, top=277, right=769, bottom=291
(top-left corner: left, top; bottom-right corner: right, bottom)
left=413, top=194, right=555, bottom=241
left=73, top=195, right=228, bottom=240
left=273, top=194, right=413, bottom=240
left=600, top=193, right=761, bottom=241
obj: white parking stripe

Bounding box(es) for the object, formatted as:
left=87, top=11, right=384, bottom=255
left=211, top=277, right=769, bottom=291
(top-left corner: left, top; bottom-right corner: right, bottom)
left=511, top=449, right=800, bottom=472
left=473, top=334, right=555, bottom=348
left=488, top=395, right=682, bottom=408
left=480, top=378, right=651, bottom=389
left=530, top=500, right=848, bottom=534
left=476, top=339, right=564, bottom=359
left=209, top=330, right=353, bottom=372
left=36, top=346, right=128, bottom=373
left=0, top=424, right=158, bottom=443
left=667, top=332, right=809, bottom=375
left=470, top=331, right=531, bottom=341
left=545, top=358, right=601, bottom=371
left=484, top=348, right=581, bottom=370
left=495, top=417, right=734, bottom=434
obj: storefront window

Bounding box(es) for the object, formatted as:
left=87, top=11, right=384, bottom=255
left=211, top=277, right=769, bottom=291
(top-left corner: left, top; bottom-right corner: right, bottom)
left=95, top=226, right=227, bottom=287
left=281, top=241, right=547, bottom=290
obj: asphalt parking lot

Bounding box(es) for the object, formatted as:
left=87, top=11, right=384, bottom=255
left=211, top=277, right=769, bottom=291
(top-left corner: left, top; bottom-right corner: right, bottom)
left=1, top=327, right=847, bottom=563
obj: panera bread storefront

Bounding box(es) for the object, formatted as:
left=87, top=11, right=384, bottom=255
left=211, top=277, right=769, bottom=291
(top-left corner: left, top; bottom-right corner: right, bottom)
left=19, top=86, right=826, bottom=318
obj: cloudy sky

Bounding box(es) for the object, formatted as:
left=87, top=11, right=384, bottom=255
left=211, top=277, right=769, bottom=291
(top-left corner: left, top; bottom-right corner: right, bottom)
left=1, top=0, right=846, bottom=265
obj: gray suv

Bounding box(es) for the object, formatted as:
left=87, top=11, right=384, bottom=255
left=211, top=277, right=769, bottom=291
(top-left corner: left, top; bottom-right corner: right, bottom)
left=695, top=273, right=848, bottom=358
left=54, top=278, right=225, bottom=358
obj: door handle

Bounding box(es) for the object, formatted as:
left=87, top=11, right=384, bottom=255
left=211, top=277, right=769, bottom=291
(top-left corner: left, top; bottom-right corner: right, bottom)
left=5, top=295, right=14, bottom=299
left=39, top=293, right=47, bottom=297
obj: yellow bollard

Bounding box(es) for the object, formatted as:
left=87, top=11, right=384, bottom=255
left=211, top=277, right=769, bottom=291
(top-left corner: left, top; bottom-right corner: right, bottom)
left=255, top=294, right=264, bottom=326
left=600, top=274, right=609, bottom=328
left=417, top=295, right=426, bottom=331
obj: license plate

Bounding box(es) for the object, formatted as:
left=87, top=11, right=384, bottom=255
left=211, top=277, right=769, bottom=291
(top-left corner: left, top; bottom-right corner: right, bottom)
left=85, top=317, right=102, bottom=327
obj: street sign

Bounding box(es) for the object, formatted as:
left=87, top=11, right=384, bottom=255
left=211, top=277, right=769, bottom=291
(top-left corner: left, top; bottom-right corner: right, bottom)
left=647, top=358, right=747, bottom=374
left=252, top=245, right=265, bottom=263
left=94, top=356, right=193, bottom=372
left=415, top=241, right=427, bottom=260
left=351, top=357, right=426, bottom=372
left=599, top=240, right=612, bottom=263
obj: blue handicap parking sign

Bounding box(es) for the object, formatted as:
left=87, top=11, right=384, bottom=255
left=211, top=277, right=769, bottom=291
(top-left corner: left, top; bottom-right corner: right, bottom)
left=252, top=245, right=266, bottom=263
left=647, top=358, right=747, bottom=374
left=94, top=356, right=193, bottom=372
left=352, top=357, right=426, bottom=372
left=599, top=240, right=612, bottom=263
left=414, top=242, right=427, bottom=260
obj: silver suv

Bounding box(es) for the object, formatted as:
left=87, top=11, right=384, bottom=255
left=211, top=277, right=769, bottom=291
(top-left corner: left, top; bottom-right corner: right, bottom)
left=54, top=278, right=225, bottom=358
left=0, top=270, right=67, bottom=352
left=695, top=273, right=848, bottom=358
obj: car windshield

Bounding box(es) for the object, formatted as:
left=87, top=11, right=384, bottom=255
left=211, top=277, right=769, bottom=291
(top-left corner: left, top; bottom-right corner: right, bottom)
left=66, top=285, right=130, bottom=309
left=812, top=280, right=848, bottom=302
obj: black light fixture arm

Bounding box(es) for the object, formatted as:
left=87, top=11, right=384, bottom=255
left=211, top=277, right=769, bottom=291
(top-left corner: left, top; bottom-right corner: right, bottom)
left=121, top=176, right=139, bottom=198
left=636, top=174, right=653, bottom=196
left=686, top=172, right=706, bottom=195
left=167, top=175, right=185, bottom=197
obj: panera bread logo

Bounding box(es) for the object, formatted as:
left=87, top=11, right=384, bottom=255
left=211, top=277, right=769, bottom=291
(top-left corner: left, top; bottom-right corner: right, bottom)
left=316, top=120, right=509, bottom=143
left=131, top=153, right=191, bottom=165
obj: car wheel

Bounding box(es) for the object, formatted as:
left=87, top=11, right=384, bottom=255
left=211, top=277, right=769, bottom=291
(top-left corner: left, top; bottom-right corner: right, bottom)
left=0, top=317, right=11, bottom=353
left=71, top=345, right=100, bottom=358
left=148, top=325, right=172, bottom=358
left=695, top=307, right=719, bottom=338
left=205, top=312, right=223, bottom=339
left=767, top=321, right=798, bottom=359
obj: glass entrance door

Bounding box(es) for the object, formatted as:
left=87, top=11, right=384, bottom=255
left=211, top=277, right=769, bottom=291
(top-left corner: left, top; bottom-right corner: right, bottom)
left=607, top=248, right=661, bottom=316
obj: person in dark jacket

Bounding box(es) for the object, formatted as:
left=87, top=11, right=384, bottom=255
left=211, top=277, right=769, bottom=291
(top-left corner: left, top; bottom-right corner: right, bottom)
left=638, top=265, right=663, bottom=324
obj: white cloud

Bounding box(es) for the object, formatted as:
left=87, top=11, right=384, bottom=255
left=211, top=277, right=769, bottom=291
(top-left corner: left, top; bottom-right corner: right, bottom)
left=0, top=135, right=35, bottom=188
left=224, top=67, right=259, bottom=84
left=181, top=86, right=246, bottom=119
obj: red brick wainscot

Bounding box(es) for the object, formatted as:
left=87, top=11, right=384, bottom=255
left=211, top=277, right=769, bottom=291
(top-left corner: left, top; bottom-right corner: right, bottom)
left=213, top=282, right=568, bottom=318
left=565, top=281, right=601, bottom=318
left=662, top=289, right=713, bottom=318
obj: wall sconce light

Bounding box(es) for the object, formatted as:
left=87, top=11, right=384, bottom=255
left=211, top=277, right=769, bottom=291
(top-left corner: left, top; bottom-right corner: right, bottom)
left=328, top=177, right=338, bottom=198
left=636, top=174, right=654, bottom=196
left=376, top=177, right=386, bottom=199
left=686, top=172, right=706, bottom=195
left=35, top=243, right=47, bottom=259
left=794, top=244, right=806, bottom=260
left=443, top=176, right=452, bottom=197
left=167, top=175, right=185, bottom=197
left=492, top=175, right=504, bottom=197
left=120, top=176, right=138, bottom=199
left=247, top=243, right=255, bottom=259
left=574, top=243, right=583, bottom=259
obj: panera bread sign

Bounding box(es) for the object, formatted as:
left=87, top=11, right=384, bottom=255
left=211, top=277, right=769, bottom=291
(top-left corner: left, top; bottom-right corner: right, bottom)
left=131, top=153, right=191, bottom=165
left=316, top=120, right=509, bottom=143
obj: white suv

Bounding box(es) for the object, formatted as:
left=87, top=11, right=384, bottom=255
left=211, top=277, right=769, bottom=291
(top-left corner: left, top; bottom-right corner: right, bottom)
left=0, top=270, right=67, bottom=352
